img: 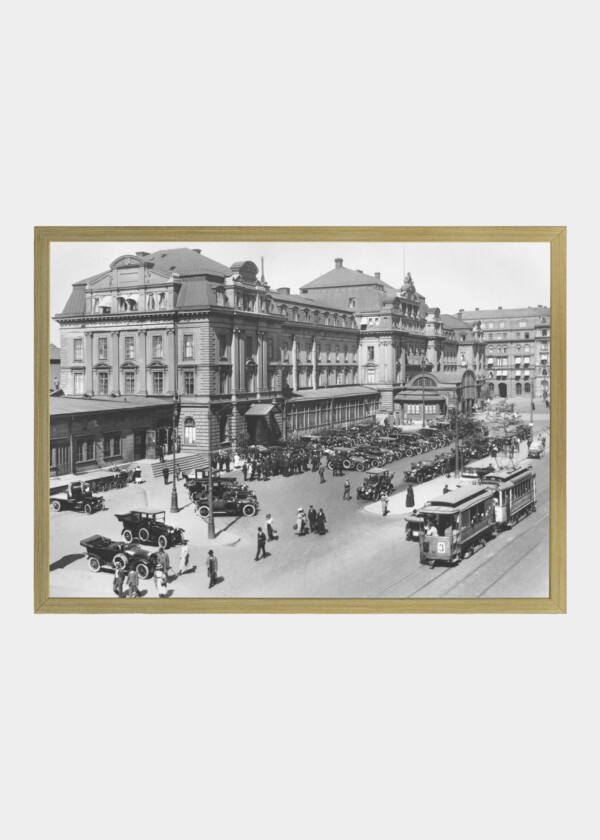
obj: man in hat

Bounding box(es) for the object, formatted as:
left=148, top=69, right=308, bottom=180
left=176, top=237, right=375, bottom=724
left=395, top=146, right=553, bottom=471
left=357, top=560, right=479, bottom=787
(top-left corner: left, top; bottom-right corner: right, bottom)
left=255, top=527, right=267, bottom=561
left=307, top=504, right=317, bottom=533
left=162, top=465, right=170, bottom=485
left=156, top=546, right=173, bottom=582
left=206, top=550, right=219, bottom=589
left=343, top=479, right=351, bottom=501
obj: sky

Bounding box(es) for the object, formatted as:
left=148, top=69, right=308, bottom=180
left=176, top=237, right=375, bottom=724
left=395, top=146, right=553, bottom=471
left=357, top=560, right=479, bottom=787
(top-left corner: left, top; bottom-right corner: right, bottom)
left=50, top=241, right=550, bottom=345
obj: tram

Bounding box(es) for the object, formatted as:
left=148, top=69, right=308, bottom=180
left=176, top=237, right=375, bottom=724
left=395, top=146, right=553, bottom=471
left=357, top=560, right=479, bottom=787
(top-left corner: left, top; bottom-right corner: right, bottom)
left=418, top=485, right=496, bottom=566
left=482, top=465, right=536, bottom=530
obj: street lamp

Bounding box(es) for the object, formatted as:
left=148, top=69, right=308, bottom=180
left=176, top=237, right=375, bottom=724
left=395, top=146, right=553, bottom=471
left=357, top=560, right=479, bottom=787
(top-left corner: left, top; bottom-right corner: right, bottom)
left=170, top=392, right=180, bottom=513
left=455, top=384, right=461, bottom=478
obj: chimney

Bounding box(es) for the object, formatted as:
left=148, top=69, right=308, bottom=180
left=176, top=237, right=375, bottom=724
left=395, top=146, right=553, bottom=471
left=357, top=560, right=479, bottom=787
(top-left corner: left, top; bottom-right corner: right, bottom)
left=457, top=309, right=463, bottom=319
left=475, top=307, right=479, bottom=311
left=136, top=251, right=149, bottom=257
left=498, top=306, right=503, bottom=310
left=192, top=248, right=202, bottom=254
left=277, top=287, right=290, bottom=295
left=335, top=258, right=343, bottom=269
left=374, top=272, right=381, bottom=280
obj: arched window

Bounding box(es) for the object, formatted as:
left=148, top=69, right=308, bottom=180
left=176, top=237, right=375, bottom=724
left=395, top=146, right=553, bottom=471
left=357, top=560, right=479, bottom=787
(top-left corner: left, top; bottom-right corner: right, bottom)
left=147, top=294, right=156, bottom=310
left=524, top=382, right=531, bottom=393
left=158, top=293, right=166, bottom=309
left=183, top=417, right=196, bottom=445
left=524, top=344, right=530, bottom=353
left=515, top=382, right=522, bottom=395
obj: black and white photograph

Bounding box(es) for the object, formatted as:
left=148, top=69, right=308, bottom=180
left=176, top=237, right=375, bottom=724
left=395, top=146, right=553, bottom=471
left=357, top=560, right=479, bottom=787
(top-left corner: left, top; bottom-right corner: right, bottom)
left=48, top=238, right=551, bottom=601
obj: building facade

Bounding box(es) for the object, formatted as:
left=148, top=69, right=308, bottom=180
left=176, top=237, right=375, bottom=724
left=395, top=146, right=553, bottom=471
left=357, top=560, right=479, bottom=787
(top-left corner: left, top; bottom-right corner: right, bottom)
left=457, top=306, right=550, bottom=402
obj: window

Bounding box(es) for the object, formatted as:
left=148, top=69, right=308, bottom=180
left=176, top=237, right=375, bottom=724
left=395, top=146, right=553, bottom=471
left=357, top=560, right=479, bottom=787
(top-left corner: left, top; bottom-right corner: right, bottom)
left=218, top=334, right=228, bottom=359
left=326, top=344, right=331, bottom=362
left=152, top=371, right=164, bottom=394
left=219, top=370, right=229, bottom=394
left=247, top=336, right=253, bottom=358
left=348, top=298, right=356, bottom=308
left=124, top=371, right=135, bottom=394
left=524, top=332, right=530, bottom=339
left=183, top=334, right=194, bottom=359
left=103, top=433, right=121, bottom=458
left=524, top=344, right=530, bottom=353
left=366, top=369, right=375, bottom=384
left=268, top=338, right=274, bottom=360
left=183, top=418, right=196, bottom=445
left=50, top=439, right=69, bottom=471
left=76, top=436, right=95, bottom=463
left=147, top=294, right=156, bottom=310
left=524, top=356, right=530, bottom=367
left=184, top=371, right=194, bottom=394
left=519, top=321, right=527, bottom=328
left=344, top=345, right=348, bottom=362
left=336, top=345, right=340, bottom=362
left=158, top=293, right=166, bottom=310
left=515, top=332, right=521, bottom=338
left=515, top=383, right=522, bottom=395
left=367, top=346, right=375, bottom=361
left=282, top=342, right=289, bottom=363
left=306, top=341, right=312, bottom=362
left=524, top=382, right=531, bottom=393
left=97, top=371, right=108, bottom=395
left=499, top=321, right=506, bottom=329
left=98, top=337, right=108, bottom=360
left=125, top=336, right=135, bottom=360
left=73, top=338, right=83, bottom=361
left=337, top=370, right=343, bottom=385
left=152, top=335, right=163, bottom=358
left=541, top=329, right=548, bottom=336
left=73, top=370, right=84, bottom=394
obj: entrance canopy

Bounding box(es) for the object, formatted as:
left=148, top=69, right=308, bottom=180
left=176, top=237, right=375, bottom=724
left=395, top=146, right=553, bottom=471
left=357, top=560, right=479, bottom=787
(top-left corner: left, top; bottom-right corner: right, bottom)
left=245, top=403, right=275, bottom=417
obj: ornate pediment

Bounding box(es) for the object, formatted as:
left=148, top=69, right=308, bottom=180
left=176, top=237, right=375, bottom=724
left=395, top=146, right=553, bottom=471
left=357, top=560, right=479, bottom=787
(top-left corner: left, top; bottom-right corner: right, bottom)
left=110, top=255, right=147, bottom=270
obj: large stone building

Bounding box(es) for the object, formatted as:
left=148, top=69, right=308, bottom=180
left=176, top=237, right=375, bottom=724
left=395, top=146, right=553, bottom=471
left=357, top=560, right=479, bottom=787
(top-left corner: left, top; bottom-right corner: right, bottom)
left=53, top=248, right=485, bottom=474
left=457, top=306, right=550, bottom=401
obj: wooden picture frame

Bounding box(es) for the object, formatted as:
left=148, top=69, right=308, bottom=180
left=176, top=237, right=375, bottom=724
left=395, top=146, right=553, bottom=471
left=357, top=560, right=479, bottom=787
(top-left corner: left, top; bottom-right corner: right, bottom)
left=34, top=226, right=566, bottom=613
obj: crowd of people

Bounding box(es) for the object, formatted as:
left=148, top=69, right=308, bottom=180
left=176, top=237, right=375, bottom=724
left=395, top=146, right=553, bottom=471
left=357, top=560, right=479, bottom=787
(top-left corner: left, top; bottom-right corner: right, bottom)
left=111, top=540, right=195, bottom=598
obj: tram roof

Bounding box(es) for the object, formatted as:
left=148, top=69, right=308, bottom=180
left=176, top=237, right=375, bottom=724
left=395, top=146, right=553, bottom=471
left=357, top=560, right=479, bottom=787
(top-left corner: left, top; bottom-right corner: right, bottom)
left=420, top=485, right=493, bottom=512
left=484, top=466, right=533, bottom=483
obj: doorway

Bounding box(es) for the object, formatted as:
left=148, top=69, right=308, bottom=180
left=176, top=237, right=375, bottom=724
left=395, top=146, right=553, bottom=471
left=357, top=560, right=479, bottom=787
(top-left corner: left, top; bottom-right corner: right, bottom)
left=133, top=429, right=146, bottom=460
left=498, top=382, right=507, bottom=398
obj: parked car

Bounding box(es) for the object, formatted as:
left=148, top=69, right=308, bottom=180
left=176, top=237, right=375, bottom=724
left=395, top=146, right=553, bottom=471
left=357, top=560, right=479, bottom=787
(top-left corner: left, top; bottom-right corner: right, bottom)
left=194, top=488, right=259, bottom=518
left=403, top=461, right=438, bottom=484
left=528, top=440, right=545, bottom=459
left=114, top=508, right=185, bottom=548
left=79, top=534, right=159, bottom=578
left=356, top=468, right=394, bottom=501
left=184, top=471, right=240, bottom=500
left=50, top=481, right=105, bottom=514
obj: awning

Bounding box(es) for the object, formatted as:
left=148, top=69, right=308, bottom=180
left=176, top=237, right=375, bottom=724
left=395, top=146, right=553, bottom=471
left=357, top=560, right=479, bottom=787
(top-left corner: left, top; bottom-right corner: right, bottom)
left=245, top=403, right=275, bottom=417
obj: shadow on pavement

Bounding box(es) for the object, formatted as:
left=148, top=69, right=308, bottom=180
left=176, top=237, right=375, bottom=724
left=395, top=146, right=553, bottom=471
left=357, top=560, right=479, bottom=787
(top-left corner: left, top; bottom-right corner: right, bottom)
left=50, top=553, right=85, bottom=572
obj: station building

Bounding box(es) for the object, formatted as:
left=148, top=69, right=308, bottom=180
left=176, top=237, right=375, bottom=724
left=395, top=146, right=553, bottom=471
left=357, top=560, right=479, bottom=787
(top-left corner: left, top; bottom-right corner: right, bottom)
left=53, top=248, right=485, bottom=473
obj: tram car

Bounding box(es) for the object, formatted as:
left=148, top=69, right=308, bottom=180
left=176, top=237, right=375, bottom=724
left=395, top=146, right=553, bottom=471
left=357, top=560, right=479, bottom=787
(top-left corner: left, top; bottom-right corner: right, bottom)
left=482, top=465, right=536, bottom=530
left=418, top=485, right=496, bottom=566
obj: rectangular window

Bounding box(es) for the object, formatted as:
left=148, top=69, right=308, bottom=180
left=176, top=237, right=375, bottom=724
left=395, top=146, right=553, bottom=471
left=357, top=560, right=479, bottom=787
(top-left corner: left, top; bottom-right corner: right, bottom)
left=282, top=342, right=289, bottom=363
left=218, top=334, right=228, bottom=359
left=73, top=338, right=83, bottom=361
left=219, top=370, right=229, bottom=394
left=152, top=335, right=163, bottom=358
left=523, top=357, right=530, bottom=367
left=97, top=371, right=109, bottom=395
left=367, top=369, right=375, bottom=384
left=184, top=371, right=194, bottom=394
left=367, top=346, right=375, bottom=361
left=98, top=337, right=108, bottom=360
left=50, top=439, right=70, bottom=471
left=124, top=371, right=135, bottom=394
left=519, top=321, right=527, bottom=328
left=247, top=336, right=253, bottom=358
left=268, top=338, right=274, bottom=360
left=152, top=371, right=164, bottom=394
left=183, top=334, right=194, bottom=359
left=73, top=371, right=84, bottom=394
left=326, top=344, right=331, bottom=362
left=344, top=345, right=348, bottom=362
left=103, top=433, right=122, bottom=458
left=524, top=332, right=530, bottom=339
left=76, top=436, right=95, bottom=463
left=125, top=336, right=135, bottom=360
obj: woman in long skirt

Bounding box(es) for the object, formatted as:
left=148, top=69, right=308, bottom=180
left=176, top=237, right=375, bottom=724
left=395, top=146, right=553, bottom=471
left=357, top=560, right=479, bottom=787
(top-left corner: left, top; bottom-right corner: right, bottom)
left=316, top=508, right=327, bottom=535
left=154, top=563, right=168, bottom=598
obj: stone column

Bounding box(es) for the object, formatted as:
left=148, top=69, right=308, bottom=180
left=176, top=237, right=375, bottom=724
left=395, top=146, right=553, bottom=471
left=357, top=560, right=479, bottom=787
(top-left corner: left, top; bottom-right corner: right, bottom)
left=312, top=337, right=318, bottom=389
left=292, top=335, right=299, bottom=391
left=166, top=328, right=176, bottom=394
left=137, top=330, right=148, bottom=394
left=111, top=332, right=121, bottom=395
left=85, top=332, right=94, bottom=394
left=257, top=331, right=264, bottom=394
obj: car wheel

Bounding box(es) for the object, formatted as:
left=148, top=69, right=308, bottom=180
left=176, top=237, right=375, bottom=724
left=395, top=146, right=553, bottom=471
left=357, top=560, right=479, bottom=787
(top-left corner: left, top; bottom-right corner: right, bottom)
left=139, top=527, right=150, bottom=542
left=123, top=529, right=134, bottom=543
left=157, top=535, right=168, bottom=549
left=198, top=506, right=210, bottom=518
left=51, top=500, right=61, bottom=512
left=84, top=503, right=93, bottom=515
left=373, top=490, right=380, bottom=501
left=243, top=504, right=256, bottom=517
left=136, top=563, right=150, bottom=580
left=113, top=553, right=127, bottom=570
left=88, top=555, right=101, bottom=573
left=405, top=448, right=413, bottom=457
left=356, top=462, right=365, bottom=472
left=342, top=459, right=352, bottom=470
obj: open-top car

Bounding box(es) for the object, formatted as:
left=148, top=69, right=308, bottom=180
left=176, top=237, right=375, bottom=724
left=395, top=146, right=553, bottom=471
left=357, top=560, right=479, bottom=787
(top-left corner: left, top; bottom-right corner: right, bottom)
left=403, top=461, right=438, bottom=484
left=50, top=481, right=105, bottom=514
left=114, top=509, right=185, bottom=548
left=79, top=534, right=159, bottom=578
left=356, top=467, right=394, bottom=501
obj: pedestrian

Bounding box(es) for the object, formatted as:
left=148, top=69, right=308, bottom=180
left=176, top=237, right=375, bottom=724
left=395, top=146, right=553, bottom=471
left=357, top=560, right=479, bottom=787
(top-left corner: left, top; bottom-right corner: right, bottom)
left=405, top=485, right=415, bottom=507
left=532, top=401, right=536, bottom=411
left=307, top=504, right=317, bottom=533
left=178, top=539, right=191, bottom=576
left=242, top=461, right=248, bottom=482
left=162, top=465, right=170, bottom=485
left=157, top=443, right=164, bottom=463
left=156, top=546, right=173, bottom=582
left=380, top=491, right=389, bottom=516
left=541, top=434, right=546, bottom=449
left=343, top=479, right=351, bottom=500
left=127, top=567, right=140, bottom=598
left=266, top=513, right=276, bottom=541
left=134, top=466, right=142, bottom=484
left=255, top=461, right=262, bottom=481
left=442, top=484, right=450, bottom=495
left=154, top=563, right=168, bottom=597
left=255, top=527, right=267, bottom=561
left=316, top=507, right=327, bottom=535
left=296, top=507, right=306, bottom=536
left=318, top=464, right=326, bottom=484
left=112, top=567, right=125, bottom=598
left=206, top=549, right=220, bottom=589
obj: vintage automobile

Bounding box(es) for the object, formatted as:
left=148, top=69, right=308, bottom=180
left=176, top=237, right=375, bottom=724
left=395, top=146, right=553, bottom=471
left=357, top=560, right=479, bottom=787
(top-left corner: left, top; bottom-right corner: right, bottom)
left=194, top=487, right=259, bottom=518
left=405, top=512, right=424, bottom=541
left=183, top=470, right=240, bottom=500
left=79, top=534, right=159, bottom=578
left=114, top=508, right=185, bottom=548
left=341, top=451, right=373, bottom=472
left=50, top=481, right=105, bottom=514
left=356, top=468, right=394, bottom=501
left=403, top=461, right=438, bottom=484
left=527, top=440, right=545, bottom=459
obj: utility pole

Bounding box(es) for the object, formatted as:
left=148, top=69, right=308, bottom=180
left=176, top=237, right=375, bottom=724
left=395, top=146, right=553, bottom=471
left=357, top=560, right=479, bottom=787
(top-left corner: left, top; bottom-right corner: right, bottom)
left=207, top=407, right=215, bottom=539
left=420, top=354, right=426, bottom=427
left=170, top=318, right=180, bottom=513
left=454, top=385, right=461, bottom=478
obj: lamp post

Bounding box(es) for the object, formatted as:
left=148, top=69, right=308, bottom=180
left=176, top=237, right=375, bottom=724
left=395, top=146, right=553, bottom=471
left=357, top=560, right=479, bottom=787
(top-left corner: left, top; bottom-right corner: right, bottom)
left=206, top=410, right=215, bottom=539
left=419, top=354, right=427, bottom=427
left=454, top=384, right=461, bottom=478
left=170, top=392, right=180, bottom=513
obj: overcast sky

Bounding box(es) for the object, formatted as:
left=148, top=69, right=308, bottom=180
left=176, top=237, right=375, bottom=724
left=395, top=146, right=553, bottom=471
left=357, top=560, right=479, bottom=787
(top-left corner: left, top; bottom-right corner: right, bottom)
left=50, top=241, right=550, bottom=344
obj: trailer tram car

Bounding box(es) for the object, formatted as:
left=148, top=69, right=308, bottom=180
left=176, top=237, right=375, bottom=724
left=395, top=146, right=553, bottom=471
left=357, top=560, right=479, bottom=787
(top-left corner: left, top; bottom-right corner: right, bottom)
left=418, top=485, right=496, bottom=566
left=482, top=466, right=536, bottom=530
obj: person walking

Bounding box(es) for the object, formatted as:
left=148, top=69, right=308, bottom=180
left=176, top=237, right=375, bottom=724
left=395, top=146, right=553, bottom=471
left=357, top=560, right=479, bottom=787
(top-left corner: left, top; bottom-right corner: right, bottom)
left=380, top=491, right=389, bottom=516
left=112, top=567, right=125, bottom=598
left=156, top=546, right=173, bottom=582
left=207, top=550, right=220, bottom=589
left=296, top=508, right=305, bottom=536
left=255, top=527, right=267, bottom=561
left=178, top=539, right=191, bottom=576
left=405, top=485, right=415, bottom=507
left=242, top=461, right=248, bottom=482
left=316, top=507, right=327, bottom=535
left=162, top=465, right=170, bottom=485
left=318, top=464, right=326, bottom=484
left=157, top=443, right=164, bottom=463
left=343, top=479, right=351, bottom=501
left=127, top=567, right=140, bottom=598
left=307, top=504, right=317, bottom=533
left=266, top=513, right=276, bottom=541
left=154, top=563, right=168, bottom=597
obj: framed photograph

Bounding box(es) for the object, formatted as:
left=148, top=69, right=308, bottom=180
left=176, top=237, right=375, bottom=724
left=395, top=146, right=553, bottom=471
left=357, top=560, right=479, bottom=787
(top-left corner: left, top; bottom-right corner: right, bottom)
left=34, top=227, right=566, bottom=613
